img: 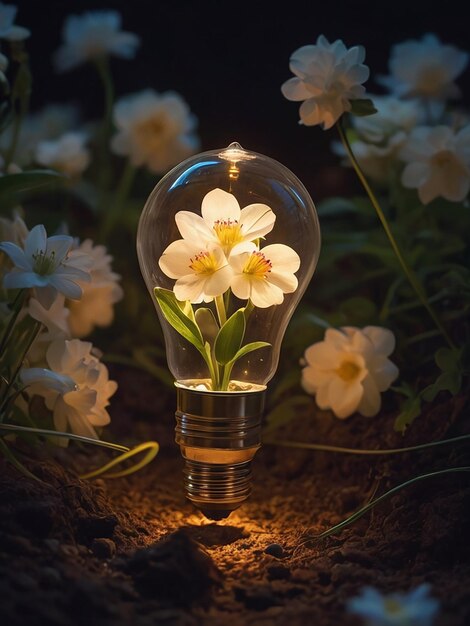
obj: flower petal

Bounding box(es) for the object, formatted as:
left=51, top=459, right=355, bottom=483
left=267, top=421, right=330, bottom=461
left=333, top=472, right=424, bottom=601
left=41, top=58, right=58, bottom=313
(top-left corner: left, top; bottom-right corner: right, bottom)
left=304, top=341, right=340, bottom=369
left=175, top=211, right=215, bottom=243
left=357, top=375, right=381, bottom=417
left=281, top=77, right=313, bottom=101
left=362, top=326, right=396, bottom=356
left=45, top=235, right=73, bottom=263
left=201, top=188, right=241, bottom=224
left=268, top=270, right=298, bottom=293
left=203, top=264, right=233, bottom=296
left=173, top=274, right=206, bottom=303
left=328, top=377, right=364, bottom=418
left=24, top=224, right=47, bottom=259
left=240, top=203, right=276, bottom=240
left=0, top=242, right=30, bottom=269
left=159, top=239, right=197, bottom=279
left=261, top=243, right=300, bottom=273
left=250, top=278, right=284, bottom=308
left=3, top=270, right=45, bottom=290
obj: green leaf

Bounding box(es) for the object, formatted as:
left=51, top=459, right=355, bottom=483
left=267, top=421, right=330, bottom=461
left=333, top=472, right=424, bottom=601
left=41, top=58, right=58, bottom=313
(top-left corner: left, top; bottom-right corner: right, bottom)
left=422, top=371, right=462, bottom=402
left=214, top=309, right=246, bottom=365
left=435, top=347, right=460, bottom=372
left=394, top=395, right=421, bottom=433
left=195, top=307, right=219, bottom=344
left=177, top=299, right=196, bottom=324
left=350, top=98, right=378, bottom=117
left=0, top=170, right=65, bottom=202
left=228, top=341, right=270, bottom=364
left=154, top=288, right=204, bottom=350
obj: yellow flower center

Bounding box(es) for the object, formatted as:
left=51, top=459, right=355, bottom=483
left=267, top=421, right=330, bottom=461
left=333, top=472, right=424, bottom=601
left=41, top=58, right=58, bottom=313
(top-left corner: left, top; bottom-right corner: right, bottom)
left=243, top=251, right=272, bottom=279
left=189, top=251, right=219, bottom=275
left=336, top=359, right=362, bottom=382
left=213, top=219, right=243, bottom=250
left=432, top=149, right=455, bottom=168
left=384, top=599, right=403, bottom=615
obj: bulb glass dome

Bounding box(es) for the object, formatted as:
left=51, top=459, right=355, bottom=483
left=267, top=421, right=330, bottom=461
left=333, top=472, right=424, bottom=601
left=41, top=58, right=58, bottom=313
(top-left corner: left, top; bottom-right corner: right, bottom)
left=137, top=142, right=320, bottom=388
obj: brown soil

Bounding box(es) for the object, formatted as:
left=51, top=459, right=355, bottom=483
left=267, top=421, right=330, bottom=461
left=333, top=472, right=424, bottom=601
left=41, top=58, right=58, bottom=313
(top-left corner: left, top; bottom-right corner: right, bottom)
left=0, top=365, right=469, bottom=626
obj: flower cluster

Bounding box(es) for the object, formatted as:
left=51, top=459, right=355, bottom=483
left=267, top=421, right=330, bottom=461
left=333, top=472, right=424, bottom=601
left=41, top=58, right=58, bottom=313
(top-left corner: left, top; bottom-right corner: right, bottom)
left=0, top=216, right=120, bottom=439
left=0, top=3, right=201, bottom=447
left=158, top=187, right=300, bottom=308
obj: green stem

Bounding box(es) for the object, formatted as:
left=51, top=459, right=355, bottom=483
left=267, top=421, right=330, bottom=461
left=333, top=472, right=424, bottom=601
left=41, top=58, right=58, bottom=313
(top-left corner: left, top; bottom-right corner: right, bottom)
left=215, top=295, right=227, bottom=326
left=337, top=119, right=454, bottom=350
left=94, top=57, right=115, bottom=211
left=4, top=107, right=25, bottom=170
left=0, top=423, right=129, bottom=452
left=263, top=434, right=470, bottom=455
left=0, top=289, right=26, bottom=356
left=100, top=160, right=136, bottom=239
left=303, top=466, right=470, bottom=541
left=7, top=321, right=42, bottom=393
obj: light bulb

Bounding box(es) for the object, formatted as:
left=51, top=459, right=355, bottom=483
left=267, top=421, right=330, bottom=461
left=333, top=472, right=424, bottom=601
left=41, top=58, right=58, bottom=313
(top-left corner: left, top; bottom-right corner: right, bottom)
left=137, top=142, right=320, bottom=519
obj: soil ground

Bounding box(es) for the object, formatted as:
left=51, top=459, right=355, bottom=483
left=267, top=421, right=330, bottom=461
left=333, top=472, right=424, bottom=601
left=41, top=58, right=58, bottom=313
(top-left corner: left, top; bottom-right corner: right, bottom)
left=0, top=365, right=469, bottom=626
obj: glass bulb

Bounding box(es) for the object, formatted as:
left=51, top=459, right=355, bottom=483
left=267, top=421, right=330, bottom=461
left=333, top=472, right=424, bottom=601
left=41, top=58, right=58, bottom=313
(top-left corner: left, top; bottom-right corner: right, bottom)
left=137, top=142, right=320, bottom=518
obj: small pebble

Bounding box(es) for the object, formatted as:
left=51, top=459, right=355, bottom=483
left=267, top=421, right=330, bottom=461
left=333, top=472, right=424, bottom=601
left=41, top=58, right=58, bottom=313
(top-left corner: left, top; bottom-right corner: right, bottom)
left=264, top=543, right=285, bottom=559
left=91, top=537, right=116, bottom=559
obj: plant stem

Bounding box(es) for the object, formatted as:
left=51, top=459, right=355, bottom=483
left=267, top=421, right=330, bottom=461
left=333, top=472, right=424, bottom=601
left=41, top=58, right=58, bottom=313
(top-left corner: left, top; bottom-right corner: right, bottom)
left=337, top=119, right=454, bottom=350
left=0, top=423, right=129, bottom=452
left=100, top=160, right=136, bottom=239
left=301, top=466, right=470, bottom=542
left=263, top=434, right=470, bottom=455
left=94, top=57, right=115, bottom=213
left=0, top=289, right=26, bottom=356
left=215, top=295, right=227, bottom=326
left=4, top=107, right=25, bottom=170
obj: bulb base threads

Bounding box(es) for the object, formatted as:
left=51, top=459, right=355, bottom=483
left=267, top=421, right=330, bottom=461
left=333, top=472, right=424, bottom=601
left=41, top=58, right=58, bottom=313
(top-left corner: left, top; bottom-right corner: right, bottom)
left=175, top=382, right=266, bottom=519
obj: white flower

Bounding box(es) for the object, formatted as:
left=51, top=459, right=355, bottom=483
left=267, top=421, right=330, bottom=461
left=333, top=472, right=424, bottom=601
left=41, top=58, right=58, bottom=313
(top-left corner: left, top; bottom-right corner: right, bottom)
left=399, top=125, right=470, bottom=204
left=35, top=132, right=90, bottom=178
left=0, top=3, right=30, bottom=41
left=353, top=95, right=423, bottom=144
left=281, top=35, right=370, bottom=130
left=54, top=10, right=140, bottom=72
left=111, top=89, right=200, bottom=174
left=347, top=584, right=440, bottom=626
left=66, top=239, right=123, bottom=338
left=159, top=240, right=233, bottom=304
left=332, top=95, right=425, bottom=183
left=379, top=34, right=469, bottom=106
left=301, top=326, right=398, bottom=419
left=229, top=243, right=300, bottom=308
left=26, top=296, right=71, bottom=364
left=175, top=188, right=276, bottom=256
left=0, top=224, right=91, bottom=308
left=24, top=339, right=117, bottom=439
left=0, top=104, right=80, bottom=167
left=333, top=135, right=406, bottom=184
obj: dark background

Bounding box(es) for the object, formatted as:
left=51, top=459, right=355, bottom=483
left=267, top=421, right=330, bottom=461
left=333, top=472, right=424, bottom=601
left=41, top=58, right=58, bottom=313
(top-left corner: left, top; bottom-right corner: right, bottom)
left=13, top=0, right=470, bottom=200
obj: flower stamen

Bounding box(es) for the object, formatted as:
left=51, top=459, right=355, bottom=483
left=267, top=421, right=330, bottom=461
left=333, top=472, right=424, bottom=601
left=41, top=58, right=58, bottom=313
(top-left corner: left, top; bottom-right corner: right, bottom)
left=213, top=219, right=243, bottom=250
left=32, top=250, right=58, bottom=276
left=189, top=251, right=219, bottom=275
left=242, top=251, right=272, bottom=279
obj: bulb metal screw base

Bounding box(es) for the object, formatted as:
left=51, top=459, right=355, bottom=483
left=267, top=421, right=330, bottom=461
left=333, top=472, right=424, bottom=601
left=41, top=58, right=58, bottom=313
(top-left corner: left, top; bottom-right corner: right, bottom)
left=175, top=382, right=266, bottom=520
